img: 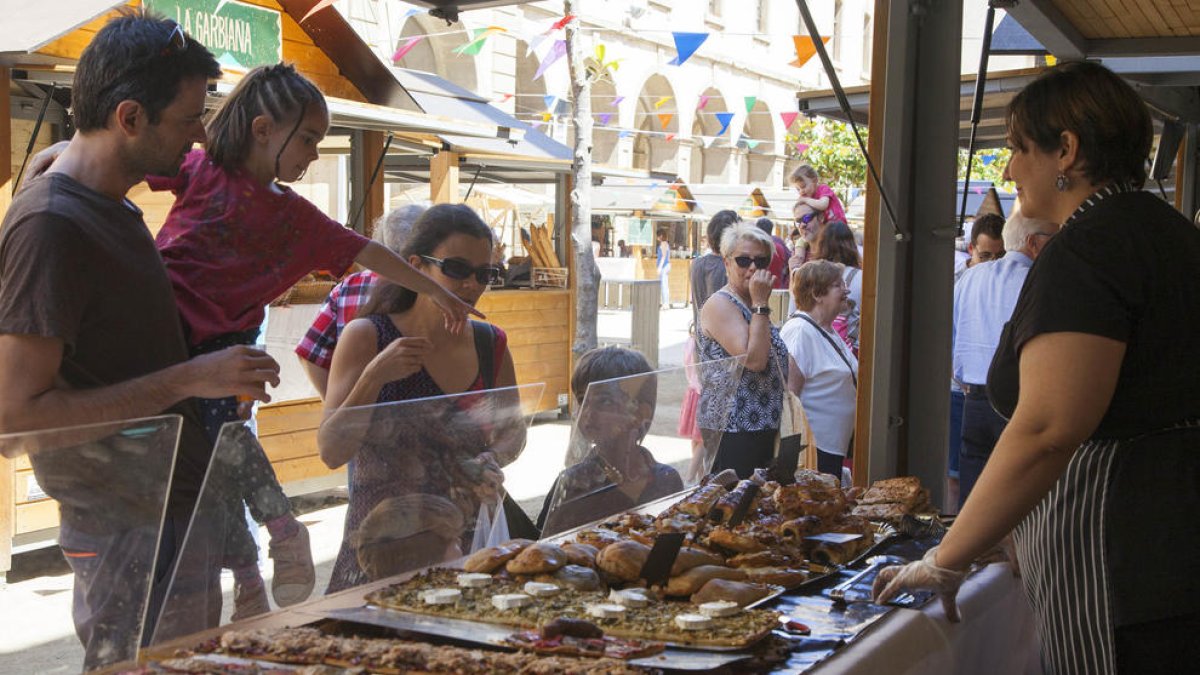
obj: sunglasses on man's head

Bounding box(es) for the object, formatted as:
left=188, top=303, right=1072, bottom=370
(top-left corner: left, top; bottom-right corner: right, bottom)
left=732, top=255, right=771, bottom=270
left=159, top=21, right=187, bottom=56
left=420, top=255, right=503, bottom=285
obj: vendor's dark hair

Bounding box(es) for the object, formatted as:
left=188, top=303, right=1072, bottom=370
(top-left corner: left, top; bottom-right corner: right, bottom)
left=361, top=204, right=493, bottom=315
left=572, top=346, right=657, bottom=408
left=1006, top=61, right=1152, bottom=189
left=754, top=217, right=776, bottom=236
left=814, top=220, right=860, bottom=267
left=206, top=63, right=326, bottom=171
left=72, top=12, right=220, bottom=132
left=706, top=210, right=740, bottom=254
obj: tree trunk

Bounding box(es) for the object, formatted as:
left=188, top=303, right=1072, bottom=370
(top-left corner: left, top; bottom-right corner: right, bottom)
left=564, top=4, right=600, bottom=359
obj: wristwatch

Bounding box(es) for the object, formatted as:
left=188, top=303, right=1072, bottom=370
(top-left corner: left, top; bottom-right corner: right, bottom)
left=751, top=305, right=771, bottom=316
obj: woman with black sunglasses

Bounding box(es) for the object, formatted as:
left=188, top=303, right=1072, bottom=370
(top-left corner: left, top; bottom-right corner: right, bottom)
left=697, top=224, right=802, bottom=478
left=319, top=204, right=521, bottom=593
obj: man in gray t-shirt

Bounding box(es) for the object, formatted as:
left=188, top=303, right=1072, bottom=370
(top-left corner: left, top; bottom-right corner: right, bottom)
left=0, top=15, right=278, bottom=669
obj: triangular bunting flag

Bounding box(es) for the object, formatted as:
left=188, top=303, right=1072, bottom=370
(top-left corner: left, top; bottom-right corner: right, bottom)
left=795, top=142, right=810, bottom=154
left=544, top=95, right=557, bottom=110
left=980, top=154, right=996, bottom=166
left=667, top=32, right=709, bottom=66
left=497, top=93, right=513, bottom=103
left=598, top=112, right=613, bottom=126
left=541, top=112, right=553, bottom=123
left=657, top=113, right=674, bottom=130
left=715, top=112, right=735, bottom=137
left=454, top=27, right=506, bottom=56
left=534, top=39, right=567, bottom=80
left=403, top=8, right=420, bottom=18
left=300, top=0, right=336, bottom=24
left=697, top=95, right=710, bottom=110
left=790, top=35, right=831, bottom=68
left=618, top=130, right=632, bottom=139
left=665, top=133, right=676, bottom=141
left=392, top=36, right=424, bottom=63
left=702, top=136, right=716, bottom=148
left=746, top=139, right=760, bottom=150
left=744, top=96, right=757, bottom=113
left=780, top=112, right=799, bottom=129
left=550, top=14, right=575, bottom=31
left=528, top=33, right=548, bottom=56
left=654, top=96, right=672, bottom=110
left=612, top=95, right=625, bottom=107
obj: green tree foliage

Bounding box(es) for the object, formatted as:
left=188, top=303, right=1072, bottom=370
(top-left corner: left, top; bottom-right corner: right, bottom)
left=785, top=117, right=866, bottom=203
left=786, top=117, right=1014, bottom=202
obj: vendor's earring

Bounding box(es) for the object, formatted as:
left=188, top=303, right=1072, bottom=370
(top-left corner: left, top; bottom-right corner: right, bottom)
left=1055, top=173, right=1070, bottom=192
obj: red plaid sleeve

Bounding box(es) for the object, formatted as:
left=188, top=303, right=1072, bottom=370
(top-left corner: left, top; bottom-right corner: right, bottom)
left=294, top=271, right=378, bottom=369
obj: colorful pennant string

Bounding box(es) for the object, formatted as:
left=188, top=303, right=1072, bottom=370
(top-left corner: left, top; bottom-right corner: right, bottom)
left=454, top=27, right=506, bottom=56
left=611, top=96, right=625, bottom=107
left=300, top=0, right=336, bottom=24
left=715, top=112, right=735, bottom=137
left=697, top=95, right=711, bottom=110
left=657, top=113, right=674, bottom=129
left=667, top=32, right=709, bottom=66
left=392, top=36, right=424, bottom=63
left=744, top=96, right=757, bottom=113
left=654, top=96, right=673, bottom=109
left=780, top=112, right=799, bottom=129
left=790, top=35, right=830, bottom=68
left=795, top=142, right=810, bottom=153
left=598, top=112, right=613, bottom=125
left=534, top=39, right=567, bottom=79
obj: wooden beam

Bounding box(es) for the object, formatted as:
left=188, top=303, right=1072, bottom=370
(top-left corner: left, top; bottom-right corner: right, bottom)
left=359, top=130, right=386, bottom=239
left=1004, top=0, right=1087, bottom=61
left=430, top=150, right=460, bottom=204
left=853, top=0, right=889, bottom=489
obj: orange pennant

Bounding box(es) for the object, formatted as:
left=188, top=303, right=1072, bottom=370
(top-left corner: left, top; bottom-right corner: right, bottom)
left=657, top=113, right=674, bottom=130
left=790, top=35, right=830, bottom=68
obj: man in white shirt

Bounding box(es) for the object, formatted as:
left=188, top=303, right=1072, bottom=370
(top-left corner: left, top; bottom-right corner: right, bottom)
left=951, top=210, right=1059, bottom=506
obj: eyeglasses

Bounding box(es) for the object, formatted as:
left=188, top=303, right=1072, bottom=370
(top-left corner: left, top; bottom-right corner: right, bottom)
left=420, top=255, right=503, bottom=285
left=94, top=21, right=188, bottom=100
left=732, top=255, right=771, bottom=269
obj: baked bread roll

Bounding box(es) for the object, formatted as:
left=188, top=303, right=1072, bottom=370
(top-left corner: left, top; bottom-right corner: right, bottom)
left=574, top=529, right=623, bottom=550
left=562, top=542, right=598, bottom=568
left=727, top=550, right=797, bottom=569
left=779, top=516, right=825, bottom=541
left=595, top=540, right=651, bottom=582
left=535, top=564, right=602, bottom=592
left=506, top=542, right=569, bottom=575
left=707, top=527, right=768, bottom=553
left=665, top=565, right=746, bottom=597
left=858, top=476, right=923, bottom=506
left=710, top=480, right=759, bottom=524
left=741, top=566, right=807, bottom=587
left=690, top=579, right=771, bottom=607
left=462, top=539, right=533, bottom=573
left=670, top=546, right=726, bottom=576
left=672, top=484, right=724, bottom=517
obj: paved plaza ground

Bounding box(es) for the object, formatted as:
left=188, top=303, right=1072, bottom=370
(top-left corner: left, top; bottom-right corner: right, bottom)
left=0, top=304, right=696, bottom=674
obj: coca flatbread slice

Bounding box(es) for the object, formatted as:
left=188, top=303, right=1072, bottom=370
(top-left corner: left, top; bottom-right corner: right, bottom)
left=503, top=630, right=665, bottom=660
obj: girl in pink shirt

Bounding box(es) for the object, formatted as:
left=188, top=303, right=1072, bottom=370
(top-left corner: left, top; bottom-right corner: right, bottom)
left=147, top=64, right=478, bottom=619
left=789, top=164, right=847, bottom=268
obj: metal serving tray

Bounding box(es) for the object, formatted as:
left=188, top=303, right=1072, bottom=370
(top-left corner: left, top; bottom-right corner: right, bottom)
left=311, top=606, right=753, bottom=669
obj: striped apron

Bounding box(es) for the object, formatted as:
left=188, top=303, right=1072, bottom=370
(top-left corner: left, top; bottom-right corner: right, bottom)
left=1013, top=419, right=1200, bottom=674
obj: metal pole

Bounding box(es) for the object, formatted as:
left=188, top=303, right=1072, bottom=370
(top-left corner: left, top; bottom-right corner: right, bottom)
left=958, top=5, right=997, bottom=235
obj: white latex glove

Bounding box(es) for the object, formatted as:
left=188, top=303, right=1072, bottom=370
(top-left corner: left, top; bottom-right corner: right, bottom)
left=872, top=546, right=968, bottom=622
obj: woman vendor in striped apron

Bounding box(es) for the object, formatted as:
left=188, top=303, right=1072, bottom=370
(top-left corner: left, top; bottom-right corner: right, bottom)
left=874, top=61, right=1200, bottom=674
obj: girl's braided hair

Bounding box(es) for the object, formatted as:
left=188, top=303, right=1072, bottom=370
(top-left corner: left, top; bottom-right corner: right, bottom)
left=206, top=63, right=326, bottom=174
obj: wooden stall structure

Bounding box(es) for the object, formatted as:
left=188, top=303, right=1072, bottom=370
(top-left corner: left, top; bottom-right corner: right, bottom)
left=592, top=179, right=697, bottom=306
left=0, top=0, right=519, bottom=579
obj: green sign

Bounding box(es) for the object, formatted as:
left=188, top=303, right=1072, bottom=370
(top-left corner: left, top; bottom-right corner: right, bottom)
left=147, top=0, right=282, bottom=72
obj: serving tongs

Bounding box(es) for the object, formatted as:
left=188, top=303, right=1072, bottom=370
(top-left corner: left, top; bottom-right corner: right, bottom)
left=829, top=554, right=906, bottom=605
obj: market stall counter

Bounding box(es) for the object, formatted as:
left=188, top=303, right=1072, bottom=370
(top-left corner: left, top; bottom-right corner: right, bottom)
left=108, top=360, right=1033, bottom=674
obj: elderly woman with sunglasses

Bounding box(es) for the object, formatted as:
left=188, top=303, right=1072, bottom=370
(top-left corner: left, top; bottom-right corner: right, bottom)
left=697, top=224, right=802, bottom=478
left=319, top=204, right=519, bottom=592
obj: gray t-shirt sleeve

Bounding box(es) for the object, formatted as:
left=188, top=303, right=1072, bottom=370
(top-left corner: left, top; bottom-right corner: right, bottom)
left=0, top=213, right=91, bottom=351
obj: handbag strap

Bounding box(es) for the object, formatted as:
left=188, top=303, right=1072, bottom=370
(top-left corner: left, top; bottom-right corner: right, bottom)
left=792, top=312, right=857, bottom=387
